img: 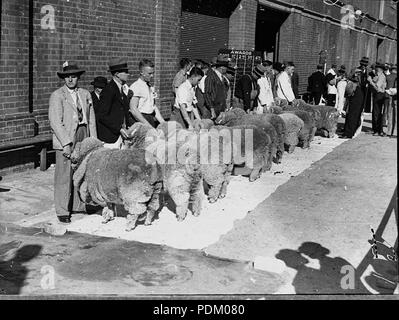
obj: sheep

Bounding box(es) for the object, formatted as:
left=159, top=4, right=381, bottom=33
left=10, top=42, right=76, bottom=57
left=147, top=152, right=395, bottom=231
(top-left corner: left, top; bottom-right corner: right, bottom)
left=280, top=109, right=316, bottom=149
left=290, top=99, right=339, bottom=138
left=277, top=113, right=304, bottom=153
left=192, top=118, right=215, bottom=131
left=71, top=137, right=163, bottom=231
left=215, top=108, right=277, bottom=171
left=122, top=122, right=203, bottom=221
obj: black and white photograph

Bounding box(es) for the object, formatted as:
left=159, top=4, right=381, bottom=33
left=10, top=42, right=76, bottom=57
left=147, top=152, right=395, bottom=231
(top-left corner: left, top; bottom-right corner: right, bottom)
left=0, top=0, right=397, bottom=304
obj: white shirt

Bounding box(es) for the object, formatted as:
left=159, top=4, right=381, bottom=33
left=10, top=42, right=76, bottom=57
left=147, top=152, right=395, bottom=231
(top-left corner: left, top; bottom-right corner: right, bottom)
left=175, top=79, right=197, bottom=112
left=335, top=79, right=347, bottom=113
left=198, top=75, right=207, bottom=93
left=327, top=69, right=338, bottom=95
left=130, top=78, right=156, bottom=114
left=214, top=69, right=224, bottom=82
left=276, top=71, right=295, bottom=102
left=257, top=76, right=274, bottom=106
left=67, top=87, right=87, bottom=124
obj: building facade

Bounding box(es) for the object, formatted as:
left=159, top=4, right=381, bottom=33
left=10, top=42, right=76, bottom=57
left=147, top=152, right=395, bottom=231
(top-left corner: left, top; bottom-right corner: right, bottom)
left=0, top=0, right=397, bottom=173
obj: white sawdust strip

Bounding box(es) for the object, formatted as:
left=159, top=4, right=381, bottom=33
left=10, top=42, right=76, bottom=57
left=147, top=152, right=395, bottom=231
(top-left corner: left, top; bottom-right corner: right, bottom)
left=66, top=136, right=347, bottom=249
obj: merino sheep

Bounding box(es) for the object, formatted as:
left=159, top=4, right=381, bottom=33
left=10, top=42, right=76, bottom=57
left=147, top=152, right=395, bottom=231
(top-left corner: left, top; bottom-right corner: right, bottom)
left=281, top=109, right=315, bottom=148
left=122, top=122, right=203, bottom=221
left=215, top=108, right=277, bottom=171
left=192, top=118, right=215, bottom=131
left=277, top=113, right=304, bottom=153
left=71, top=137, right=163, bottom=231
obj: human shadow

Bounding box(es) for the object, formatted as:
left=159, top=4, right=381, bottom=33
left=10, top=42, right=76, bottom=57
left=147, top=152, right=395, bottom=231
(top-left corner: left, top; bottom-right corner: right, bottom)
left=276, top=242, right=369, bottom=294
left=0, top=244, right=42, bottom=295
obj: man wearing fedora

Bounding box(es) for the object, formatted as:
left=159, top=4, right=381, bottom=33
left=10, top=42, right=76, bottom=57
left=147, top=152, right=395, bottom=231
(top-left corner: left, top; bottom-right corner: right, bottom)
left=233, top=63, right=265, bottom=113
left=96, top=58, right=134, bottom=144
left=48, top=61, right=97, bottom=223
left=368, top=62, right=387, bottom=136
left=354, top=56, right=372, bottom=112
left=204, top=56, right=229, bottom=118
left=90, top=76, right=107, bottom=128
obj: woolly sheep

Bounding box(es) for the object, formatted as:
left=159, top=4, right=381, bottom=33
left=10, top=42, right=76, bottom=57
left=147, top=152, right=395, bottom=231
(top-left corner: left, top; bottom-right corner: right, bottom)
left=277, top=113, right=304, bottom=154
left=215, top=108, right=277, bottom=171
left=71, top=137, right=163, bottom=231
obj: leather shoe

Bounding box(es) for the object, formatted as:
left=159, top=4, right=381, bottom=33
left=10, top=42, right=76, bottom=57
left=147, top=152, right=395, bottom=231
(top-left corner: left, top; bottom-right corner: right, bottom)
left=58, top=216, right=71, bottom=223
left=379, top=132, right=387, bottom=137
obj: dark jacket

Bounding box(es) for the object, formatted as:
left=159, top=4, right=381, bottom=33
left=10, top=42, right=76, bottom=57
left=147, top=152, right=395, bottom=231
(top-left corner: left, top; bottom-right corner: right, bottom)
left=96, top=79, right=134, bottom=143
left=291, top=71, right=299, bottom=98
left=307, top=71, right=326, bottom=93
left=204, top=68, right=227, bottom=116
left=234, top=73, right=259, bottom=111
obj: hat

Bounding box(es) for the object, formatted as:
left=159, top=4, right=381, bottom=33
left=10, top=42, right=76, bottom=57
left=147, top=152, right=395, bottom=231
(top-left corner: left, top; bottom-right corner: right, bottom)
left=317, top=64, right=324, bottom=70
left=359, top=56, right=369, bottom=66
left=226, top=65, right=236, bottom=75
left=91, top=76, right=108, bottom=88
left=214, top=56, right=229, bottom=68
left=262, top=59, right=273, bottom=66
left=391, top=64, right=397, bottom=71
left=273, top=62, right=284, bottom=72
left=57, top=61, right=85, bottom=78
left=338, top=65, right=346, bottom=73
left=108, top=58, right=129, bottom=73
left=253, top=64, right=267, bottom=78
left=375, top=62, right=386, bottom=70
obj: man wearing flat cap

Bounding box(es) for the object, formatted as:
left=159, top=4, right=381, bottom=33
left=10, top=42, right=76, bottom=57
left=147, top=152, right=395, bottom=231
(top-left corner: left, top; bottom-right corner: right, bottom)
left=96, top=58, right=134, bottom=144
left=48, top=61, right=97, bottom=223
left=90, top=76, right=107, bottom=129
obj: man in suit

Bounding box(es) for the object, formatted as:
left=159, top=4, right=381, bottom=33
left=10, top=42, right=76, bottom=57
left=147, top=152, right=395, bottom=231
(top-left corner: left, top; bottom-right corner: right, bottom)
left=96, top=59, right=134, bottom=144
left=307, top=64, right=327, bottom=105
left=204, top=57, right=229, bottom=119
left=234, top=64, right=266, bottom=112
left=48, top=61, right=97, bottom=223
left=90, top=76, right=107, bottom=130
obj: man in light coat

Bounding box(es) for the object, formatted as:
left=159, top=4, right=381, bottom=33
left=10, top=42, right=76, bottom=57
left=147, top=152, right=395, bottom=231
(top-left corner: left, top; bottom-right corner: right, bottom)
left=48, top=61, right=97, bottom=223
left=276, top=62, right=296, bottom=103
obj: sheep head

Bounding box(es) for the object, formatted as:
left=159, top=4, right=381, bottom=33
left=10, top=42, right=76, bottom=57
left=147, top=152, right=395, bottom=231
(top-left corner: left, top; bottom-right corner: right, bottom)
left=71, top=137, right=104, bottom=168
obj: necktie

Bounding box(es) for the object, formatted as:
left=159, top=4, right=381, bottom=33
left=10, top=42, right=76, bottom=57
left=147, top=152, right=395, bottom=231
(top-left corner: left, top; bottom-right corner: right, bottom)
left=75, top=91, right=83, bottom=122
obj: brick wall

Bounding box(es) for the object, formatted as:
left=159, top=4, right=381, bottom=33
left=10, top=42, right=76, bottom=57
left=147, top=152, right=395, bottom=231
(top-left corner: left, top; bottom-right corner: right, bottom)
left=1, top=0, right=181, bottom=145
left=229, top=0, right=257, bottom=50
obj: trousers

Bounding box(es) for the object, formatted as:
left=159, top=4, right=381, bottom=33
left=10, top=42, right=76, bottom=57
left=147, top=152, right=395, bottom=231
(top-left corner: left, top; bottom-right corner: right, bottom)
left=54, top=124, right=88, bottom=217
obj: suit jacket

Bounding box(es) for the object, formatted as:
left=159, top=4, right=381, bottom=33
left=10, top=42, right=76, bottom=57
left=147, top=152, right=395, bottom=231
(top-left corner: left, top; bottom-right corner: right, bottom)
left=204, top=68, right=227, bottom=115
left=291, top=71, right=299, bottom=98
left=49, top=85, right=97, bottom=150
left=307, top=71, right=326, bottom=94
left=234, top=73, right=259, bottom=111
left=96, top=79, right=134, bottom=143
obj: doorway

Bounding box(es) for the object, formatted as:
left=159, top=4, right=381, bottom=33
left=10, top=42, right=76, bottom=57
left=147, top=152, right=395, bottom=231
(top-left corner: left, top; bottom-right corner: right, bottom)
left=255, top=4, right=289, bottom=62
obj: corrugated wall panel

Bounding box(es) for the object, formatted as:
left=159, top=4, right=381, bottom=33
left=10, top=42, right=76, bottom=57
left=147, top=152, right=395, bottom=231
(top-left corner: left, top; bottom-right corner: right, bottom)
left=180, top=11, right=229, bottom=63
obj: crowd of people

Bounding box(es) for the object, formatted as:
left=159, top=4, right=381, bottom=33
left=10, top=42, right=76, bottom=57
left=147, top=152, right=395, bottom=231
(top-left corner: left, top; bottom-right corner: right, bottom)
left=48, top=54, right=396, bottom=223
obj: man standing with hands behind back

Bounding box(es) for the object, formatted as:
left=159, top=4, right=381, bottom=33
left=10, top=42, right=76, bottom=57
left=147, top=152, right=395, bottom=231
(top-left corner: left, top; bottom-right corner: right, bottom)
left=48, top=61, right=97, bottom=223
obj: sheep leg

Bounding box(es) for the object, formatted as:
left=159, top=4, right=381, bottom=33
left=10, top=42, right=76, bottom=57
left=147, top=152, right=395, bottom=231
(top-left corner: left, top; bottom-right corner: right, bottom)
left=287, top=144, right=296, bottom=153
left=249, top=167, right=262, bottom=182
left=190, top=178, right=204, bottom=217
left=144, top=182, right=162, bottom=226
left=101, top=204, right=115, bottom=224
left=207, top=183, right=222, bottom=203
left=125, top=214, right=139, bottom=232
left=171, top=192, right=190, bottom=222
left=219, top=164, right=233, bottom=198
left=310, top=127, right=317, bottom=141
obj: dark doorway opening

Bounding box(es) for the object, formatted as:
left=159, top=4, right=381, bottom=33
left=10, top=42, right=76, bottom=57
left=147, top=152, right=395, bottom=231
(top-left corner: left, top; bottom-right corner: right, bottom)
left=376, top=38, right=384, bottom=62
left=255, top=4, right=289, bottom=62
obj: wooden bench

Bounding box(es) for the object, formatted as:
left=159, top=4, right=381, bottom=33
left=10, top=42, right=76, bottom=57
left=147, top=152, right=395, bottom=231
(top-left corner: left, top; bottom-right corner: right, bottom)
left=0, top=134, right=53, bottom=171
